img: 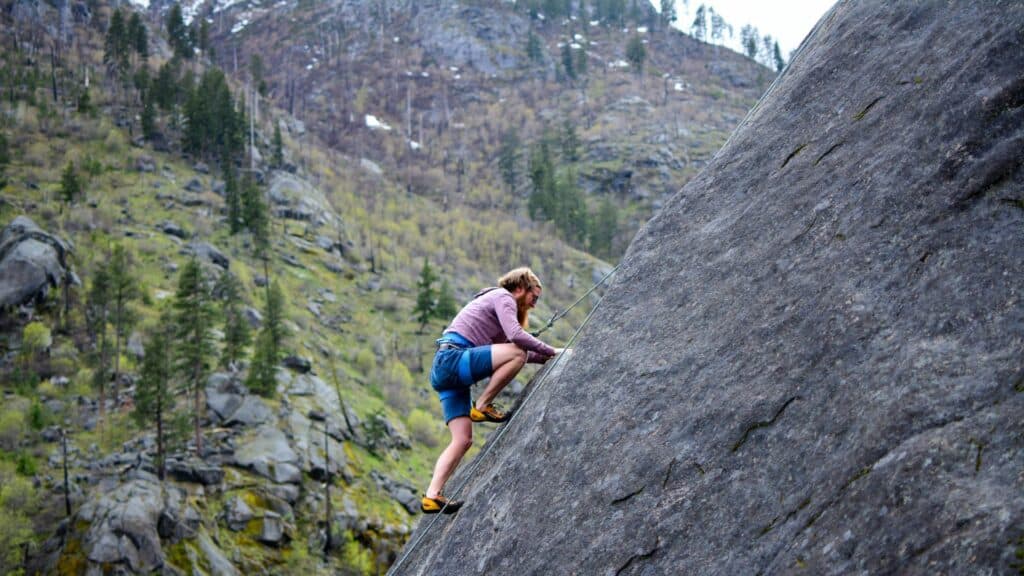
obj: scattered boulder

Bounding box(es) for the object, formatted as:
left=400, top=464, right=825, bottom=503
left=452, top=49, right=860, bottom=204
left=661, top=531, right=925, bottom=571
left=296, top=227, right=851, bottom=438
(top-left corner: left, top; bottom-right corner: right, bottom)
left=184, top=177, right=204, bottom=192
left=282, top=355, right=312, bottom=373
left=0, top=216, right=73, bottom=308
left=183, top=241, right=229, bottom=269
left=224, top=495, right=254, bottom=531
left=75, top=479, right=166, bottom=574
left=370, top=471, right=419, bottom=515
left=159, top=220, right=189, bottom=240
left=136, top=155, right=156, bottom=172
left=258, top=511, right=288, bottom=546
left=166, top=458, right=224, bottom=486
left=193, top=162, right=210, bottom=174
left=233, top=426, right=302, bottom=484
left=244, top=306, right=263, bottom=328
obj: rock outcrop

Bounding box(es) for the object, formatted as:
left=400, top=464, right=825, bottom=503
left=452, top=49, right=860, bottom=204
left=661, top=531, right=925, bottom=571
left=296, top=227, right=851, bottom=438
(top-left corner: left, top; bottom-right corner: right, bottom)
left=0, top=216, right=74, bottom=308
left=397, top=3, right=1024, bottom=574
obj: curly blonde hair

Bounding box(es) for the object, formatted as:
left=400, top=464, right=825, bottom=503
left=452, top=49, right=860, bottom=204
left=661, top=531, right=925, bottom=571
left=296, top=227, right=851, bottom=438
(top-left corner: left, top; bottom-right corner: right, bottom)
left=498, top=267, right=542, bottom=292
left=498, top=267, right=542, bottom=328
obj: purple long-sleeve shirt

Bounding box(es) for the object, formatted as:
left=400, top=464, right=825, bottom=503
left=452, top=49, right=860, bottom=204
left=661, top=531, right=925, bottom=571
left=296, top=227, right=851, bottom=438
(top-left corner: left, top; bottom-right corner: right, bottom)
left=445, top=287, right=556, bottom=363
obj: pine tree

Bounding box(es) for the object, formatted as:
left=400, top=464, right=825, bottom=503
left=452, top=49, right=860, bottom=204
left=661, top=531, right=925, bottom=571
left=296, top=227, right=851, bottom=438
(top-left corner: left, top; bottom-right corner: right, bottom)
left=575, top=43, right=588, bottom=77
left=134, top=311, right=174, bottom=479
left=0, top=132, right=8, bottom=190
left=141, top=92, right=156, bottom=141
left=107, top=244, right=138, bottom=387
left=104, top=9, right=131, bottom=76
left=250, top=54, right=268, bottom=98
left=414, top=258, right=437, bottom=332
left=659, top=0, right=676, bottom=28
left=246, top=281, right=285, bottom=396
left=154, top=60, right=178, bottom=111
left=223, top=163, right=242, bottom=234
left=246, top=331, right=277, bottom=397
left=691, top=4, right=707, bottom=41
left=60, top=161, right=81, bottom=204
left=625, top=33, right=647, bottom=77
left=740, top=25, right=759, bottom=59
left=589, top=197, right=619, bottom=258
left=561, top=42, right=576, bottom=81
left=528, top=136, right=556, bottom=221
left=526, top=31, right=544, bottom=64
left=172, top=259, right=215, bottom=454
left=86, top=266, right=112, bottom=429
left=272, top=124, right=284, bottom=168
left=498, top=129, right=520, bottom=196
left=435, top=278, right=458, bottom=321
left=773, top=40, right=785, bottom=72
left=561, top=120, right=580, bottom=163
left=128, top=12, right=148, bottom=60
left=216, top=270, right=251, bottom=369
left=167, top=3, right=192, bottom=60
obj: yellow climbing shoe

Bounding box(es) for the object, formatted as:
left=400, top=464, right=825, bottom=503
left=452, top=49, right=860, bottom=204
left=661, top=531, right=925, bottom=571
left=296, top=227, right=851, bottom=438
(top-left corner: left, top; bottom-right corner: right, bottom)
left=421, top=494, right=463, bottom=514
left=470, top=403, right=508, bottom=423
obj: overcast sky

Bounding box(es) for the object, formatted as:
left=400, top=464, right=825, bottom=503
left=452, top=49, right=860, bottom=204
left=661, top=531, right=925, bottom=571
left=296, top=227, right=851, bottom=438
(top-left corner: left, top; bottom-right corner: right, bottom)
left=666, top=0, right=837, bottom=59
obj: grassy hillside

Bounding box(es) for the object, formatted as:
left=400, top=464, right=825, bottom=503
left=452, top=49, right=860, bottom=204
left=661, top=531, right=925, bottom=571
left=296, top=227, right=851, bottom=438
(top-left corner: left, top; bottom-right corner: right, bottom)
left=0, top=3, right=605, bottom=573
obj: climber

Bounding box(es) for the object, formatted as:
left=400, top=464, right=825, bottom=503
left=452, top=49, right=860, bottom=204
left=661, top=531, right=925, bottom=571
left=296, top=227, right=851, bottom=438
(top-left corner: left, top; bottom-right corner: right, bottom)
left=421, top=267, right=562, bottom=514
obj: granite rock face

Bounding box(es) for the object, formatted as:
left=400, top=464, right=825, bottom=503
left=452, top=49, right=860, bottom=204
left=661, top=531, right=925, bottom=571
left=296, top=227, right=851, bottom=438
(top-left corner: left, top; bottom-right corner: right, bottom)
left=398, top=3, right=1024, bottom=575
left=0, top=216, right=73, bottom=308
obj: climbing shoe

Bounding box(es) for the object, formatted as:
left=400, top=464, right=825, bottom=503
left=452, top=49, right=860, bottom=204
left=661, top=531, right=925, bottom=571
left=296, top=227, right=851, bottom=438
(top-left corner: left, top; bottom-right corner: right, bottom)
left=421, top=494, right=463, bottom=514
left=470, top=403, right=508, bottom=423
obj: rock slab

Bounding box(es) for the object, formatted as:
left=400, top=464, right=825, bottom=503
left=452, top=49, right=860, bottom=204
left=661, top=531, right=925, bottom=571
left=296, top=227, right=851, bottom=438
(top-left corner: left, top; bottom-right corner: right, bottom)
left=398, top=3, right=1024, bottom=575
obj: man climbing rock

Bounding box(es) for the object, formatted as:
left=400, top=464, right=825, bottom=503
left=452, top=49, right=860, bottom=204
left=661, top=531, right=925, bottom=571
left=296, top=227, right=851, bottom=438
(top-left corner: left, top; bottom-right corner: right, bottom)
left=421, top=267, right=561, bottom=514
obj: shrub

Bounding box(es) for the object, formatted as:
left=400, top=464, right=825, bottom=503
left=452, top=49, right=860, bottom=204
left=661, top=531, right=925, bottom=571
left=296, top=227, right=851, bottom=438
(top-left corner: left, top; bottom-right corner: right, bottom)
left=406, top=408, right=440, bottom=448
left=353, top=347, right=376, bottom=375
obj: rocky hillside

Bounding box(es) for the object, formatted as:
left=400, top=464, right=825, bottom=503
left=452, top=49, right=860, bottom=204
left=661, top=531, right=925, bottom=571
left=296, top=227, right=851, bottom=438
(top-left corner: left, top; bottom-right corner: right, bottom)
left=396, top=2, right=1024, bottom=574
left=151, top=0, right=771, bottom=258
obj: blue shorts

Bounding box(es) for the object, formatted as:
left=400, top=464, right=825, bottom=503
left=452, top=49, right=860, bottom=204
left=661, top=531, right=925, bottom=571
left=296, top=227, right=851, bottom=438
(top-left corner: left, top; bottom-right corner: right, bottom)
left=430, top=332, right=493, bottom=423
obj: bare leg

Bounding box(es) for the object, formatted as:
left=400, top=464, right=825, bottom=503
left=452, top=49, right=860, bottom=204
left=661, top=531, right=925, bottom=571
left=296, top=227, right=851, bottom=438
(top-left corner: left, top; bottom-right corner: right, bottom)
left=426, top=416, right=472, bottom=498
left=475, top=343, right=527, bottom=410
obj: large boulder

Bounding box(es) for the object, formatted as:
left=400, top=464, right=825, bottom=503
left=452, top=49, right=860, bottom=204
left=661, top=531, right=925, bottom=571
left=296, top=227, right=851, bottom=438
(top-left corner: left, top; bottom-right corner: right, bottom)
left=74, top=479, right=167, bottom=574
left=398, top=3, right=1024, bottom=575
left=0, top=216, right=73, bottom=308
left=233, top=425, right=302, bottom=484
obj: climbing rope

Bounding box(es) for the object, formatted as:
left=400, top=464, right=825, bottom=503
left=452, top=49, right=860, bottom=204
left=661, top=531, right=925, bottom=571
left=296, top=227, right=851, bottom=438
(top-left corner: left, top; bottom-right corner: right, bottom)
left=387, top=282, right=613, bottom=575
left=531, top=264, right=619, bottom=337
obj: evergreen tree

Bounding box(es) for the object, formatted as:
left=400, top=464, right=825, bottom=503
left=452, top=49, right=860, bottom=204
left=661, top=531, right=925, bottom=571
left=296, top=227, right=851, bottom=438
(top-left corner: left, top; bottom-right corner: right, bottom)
left=107, top=244, right=138, bottom=386
left=526, top=31, right=544, bottom=64
left=154, top=60, right=178, bottom=111
left=86, top=266, right=112, bottom=428
left=625, top=33, right=647, bottom=77
left=263, top=281, right=285, bottom=363
left=216, top=270, right=250, bottom=369
left=197, top=20, right=211, bottom=56
left=60, top=161, right=82, bottom=204
left=183, top=69, right=244, bottom=161
left=167, top=3, right=192, bottom=60
left=773, top=40, right=786, bottom=72
left=561, top=42, right=576, bottom=81
left=760, top=35, right=775, bottom=68
left=246, top=281, right=285, bottom=396
left=224, top=163, right=243, bottom=234
left=250, top=54, right=268, bottom=97
left=241, top=175, right=269, bottom=256
left=740, top=24, right=759, bottom=59
left=134, top=311, right=174, bottom=479
left=414, top=258, right=437, bottom=332
left=172, top=259, right=215, bottom=454
left=691, top=4, right=707, bottom=41
left=561, top=120, right=580, bottom=163
left=104, top=9, right=131, bottom=76
left=589, top=197, right=619, bottom=258
left=246, top=331, right=277, bottom=397
left=141, top=92, right=156, bottom=141
left=128, top=12, right=148, bottom=60
left=435, top=278, right=458, bottom=321
left=272, top=124, right=284, bottom=168
left=0, top=132, right=8, bottom=190
left=575, top=43, right=588, bottom=77
left=659, top=0, right=676, bottom=28
left=498, top=129, right=520, bottom=196
left=528, top=136, right=556, bottom=221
